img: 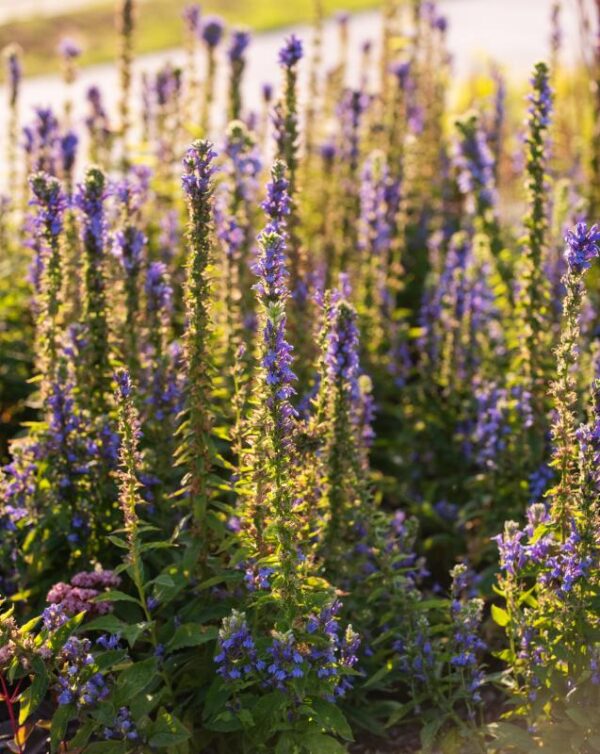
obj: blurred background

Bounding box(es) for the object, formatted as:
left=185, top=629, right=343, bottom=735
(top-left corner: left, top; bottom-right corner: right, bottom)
left=0, top=0, right=593, bottom=82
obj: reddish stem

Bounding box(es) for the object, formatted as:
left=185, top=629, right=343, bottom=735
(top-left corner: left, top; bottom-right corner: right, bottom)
left=0, top=673, right=24, bottom=754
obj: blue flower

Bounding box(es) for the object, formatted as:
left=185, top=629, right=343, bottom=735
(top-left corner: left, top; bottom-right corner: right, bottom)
left=278, top=35, right=303, bottom=68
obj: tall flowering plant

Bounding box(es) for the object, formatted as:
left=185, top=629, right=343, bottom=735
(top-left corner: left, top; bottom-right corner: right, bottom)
left=491, top=223, right=600, bottom=750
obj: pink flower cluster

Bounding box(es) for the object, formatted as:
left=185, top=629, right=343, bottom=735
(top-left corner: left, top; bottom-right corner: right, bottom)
left=46, top=569, right=121, bottom=617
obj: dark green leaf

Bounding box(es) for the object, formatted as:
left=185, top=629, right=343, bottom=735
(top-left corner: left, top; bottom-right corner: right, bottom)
left=116, top=657, right=158, bottom=701
left=167, top=624, right=218, bottom=651
left=148, top=709, right=192, bottom=747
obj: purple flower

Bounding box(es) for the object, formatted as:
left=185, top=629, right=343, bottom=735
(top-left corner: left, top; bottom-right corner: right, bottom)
left=29, top=171, right=66, bottom=241
left=202, top=15, right=225, bottom=48
left=327, top=301, right=360, bottom=396
left=5, top=45, right=21, bottom=104
left=75, top=167, right=107, bottom=255
left=454, top=114, right=497, bottom=218
left=266, top=632, right=305, bottom=689
left=528, top=64, right=552, bottom=128
left=228, top=29, right=251, bottom=62
left=278, top=35, right=303, bottom=68
left=104, top=707, right=139, bottom=742
left=60, top=131, right=78, bottom=175
left=183, top=3, right=201, bottom=34
left=58, top=37, right=82, bottom=59
left=260, top=160, right=291, bottom=234
left=492, top=521, right=526, bottom=576
left=564, top=223, right=600, bottom=273
left=262, top=82, right=273, bottom=102
left=215, top=611, right=258, bottom=682
left=182, top=140, right=217, bottom=200
left=145, top=261, right=172, bottom=314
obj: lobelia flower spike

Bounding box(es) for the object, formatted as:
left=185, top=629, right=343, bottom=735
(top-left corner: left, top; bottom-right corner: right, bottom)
left=454, top=113, right=501, bottom=255
left=321, top=298, right=366, bottom=560
left=29, top=171, right=66, bottom=396
left=514, top=62, right=553, bottom=424
left=143, top=261, right=179, bottom=452
left=111, top=176, right=148, bottom=379
left=227, top=29, right=251, bottom=121
left=182, top=4, right=201, bottom=124
left=115, top=369, right=143, bottom=551
left=575, top=378, right=600, bottom=551
left=178, top=139, right=218, bottom=545
left=3, top=44, right=22, bottom=202
left=76, top=166, right=111, bottom=411
left=215, top=120, right=261, bottom=372
left=488, top=65, right=506, bottom=179
left=117, top=0, right=135, bottom=168
left=86, top=86, right=112, bottom=166
left=337, top=88, right=367, bottom=273
left=58, top=37, right=82, bottom=126
left=252, top=160, right=299, bottom=607
left=448, top=564, right=486, bottom=719
left=200, top=15, right=225, bottom=134
left=275, top=35, right=304, bottom=293
left=550, top=222, right=600, bottom=531
left=114, top=369, right=162, bottom=636
left=550, top=2, right=562, bottom=73
left=304, top=0, right=323, bottom=172
left=357, top=149, right=392, bottom=356
left=24, top=106, right=60, bottom=177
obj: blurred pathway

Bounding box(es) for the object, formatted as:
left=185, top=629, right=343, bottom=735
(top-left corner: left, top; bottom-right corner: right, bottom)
left=0, top=0, right=589, bottom=179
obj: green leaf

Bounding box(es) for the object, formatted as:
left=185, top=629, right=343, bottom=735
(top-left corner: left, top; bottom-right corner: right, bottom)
left=491, top=604, right=510, bottom=627
left=121, top=621, right=152, bottom=647
left=167, top=623, right=218, bottom=651
left=94, top=590, right=141, bottom=605
left=18, top=658, right=48, bottom=724
left=420, top=716, right=445, bottom=752
left=48, top=612, right=86, bottom=651
left=202, top=679, right=231, bottom=720
left=362, top=661, right=393, bottom=689
left=94, top=649, right=129, bottom=672
left=152, top=573, right=176, bottom=588
left=303, top=732, right=347, bottom=753
left=19, top=615, right=42, bottom=634
left=148, top=709, right=192, bottom=747
left=83, top=615, right=127, bottom=633
left=116, top=657, right=158, bottom=701
left=310, top=698, right=353, bottom=741
left=487, top=721, right=535, bottom=751
left=50, top=704, right=74, bottom=753
left=68, top=720, right=95, bottom=748
left=106, top=535, right=129, bottom=549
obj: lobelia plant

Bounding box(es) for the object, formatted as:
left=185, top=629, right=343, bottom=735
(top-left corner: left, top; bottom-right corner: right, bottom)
left=490, top=223, right=600, bottom=752
left=6, top=4, right=600, bottom=753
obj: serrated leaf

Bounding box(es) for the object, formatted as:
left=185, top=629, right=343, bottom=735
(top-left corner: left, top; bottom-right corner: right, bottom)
left=116, top=657, right=158, bottom=701
left=310, top=698, right=353, bottom=741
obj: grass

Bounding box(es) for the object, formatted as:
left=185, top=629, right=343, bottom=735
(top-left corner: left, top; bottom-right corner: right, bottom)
left=0, top=0, right=381, bottom=80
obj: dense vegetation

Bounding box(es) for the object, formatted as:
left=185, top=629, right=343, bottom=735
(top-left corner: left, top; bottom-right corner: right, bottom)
left=1, top=1, right=600, bottom=752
